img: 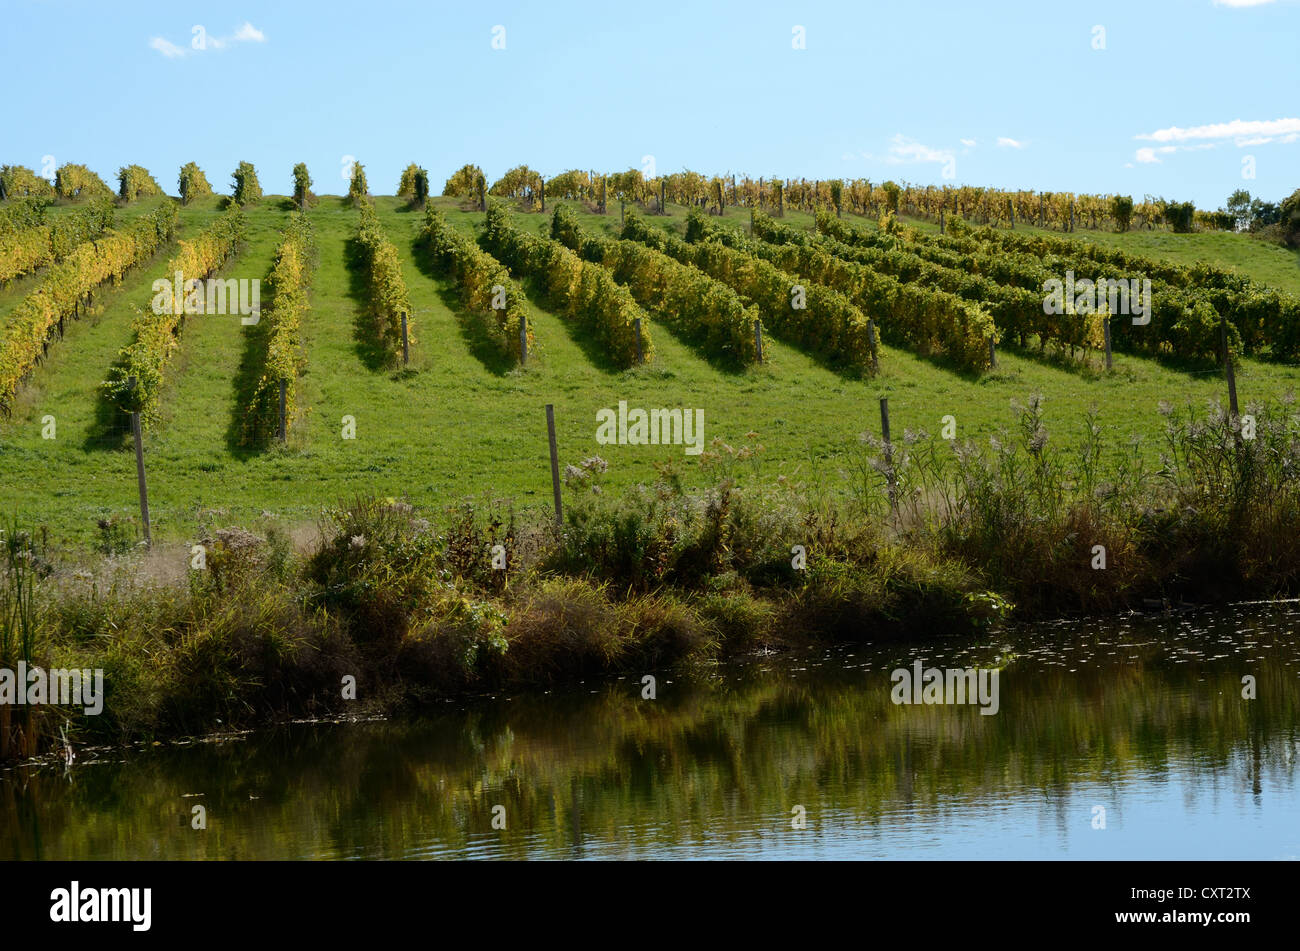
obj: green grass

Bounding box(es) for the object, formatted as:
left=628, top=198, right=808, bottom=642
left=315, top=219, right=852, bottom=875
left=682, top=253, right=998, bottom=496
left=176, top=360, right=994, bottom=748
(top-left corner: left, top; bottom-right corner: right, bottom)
left=2, top=193, right=1298, bottom=548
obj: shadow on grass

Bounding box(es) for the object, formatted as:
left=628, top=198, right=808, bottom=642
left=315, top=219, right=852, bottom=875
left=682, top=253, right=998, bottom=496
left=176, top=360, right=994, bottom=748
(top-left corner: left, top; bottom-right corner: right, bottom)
left=223, top=306, right=271, bottom=457
left=1003, top=331, right=1243, bottom=382
left=342, top=236, right=393, bottom=372
left=81, top=361, right=136, bottom=452
left=408, top=236, right=515, bottom=377
left=1001, top=336, right=1107, bottom=380
left=647, top=316, right=751, bottom=376
left=512, top=274, right=630, bottom=376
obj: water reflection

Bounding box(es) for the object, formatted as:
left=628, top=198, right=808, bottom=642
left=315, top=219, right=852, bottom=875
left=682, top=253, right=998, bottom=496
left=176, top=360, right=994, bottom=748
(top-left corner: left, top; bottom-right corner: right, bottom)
left=4, top=603, right=1299, bottom=860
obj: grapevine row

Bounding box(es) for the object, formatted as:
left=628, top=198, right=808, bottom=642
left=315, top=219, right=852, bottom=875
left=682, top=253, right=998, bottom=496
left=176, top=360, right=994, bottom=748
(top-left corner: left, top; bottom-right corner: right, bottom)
left=243, top=214, right=315, bottom=444
left=481, top=201, right=652, bottom=368
left=354, top=201, right=413, bottom=360
left=621, top=209, right=876, bottom=372
left=753, top=211, right=1094, bottom=358
left=0, top=198, right=115, bottom=285
left=815, top=213, right=1255, bottom=363
left=551, top=206, right=760, bottom=364
left=913, top=220, right=1300, bottom=358
left=103, top=206, right=246, bottom=422
left=418, top=205, right=531, bottom=362
left=0, top=204, right=178, bottom=414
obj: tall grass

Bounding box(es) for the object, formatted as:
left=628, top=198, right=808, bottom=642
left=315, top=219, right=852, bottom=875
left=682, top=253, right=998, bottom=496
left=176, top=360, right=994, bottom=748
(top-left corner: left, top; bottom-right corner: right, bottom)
left=1, top=521, right=47, bottom=758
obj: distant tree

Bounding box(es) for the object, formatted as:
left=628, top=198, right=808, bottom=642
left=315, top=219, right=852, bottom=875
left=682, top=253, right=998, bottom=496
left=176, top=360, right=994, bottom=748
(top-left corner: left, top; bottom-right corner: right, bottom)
left=1110, top=194, right=1134, bottom=232
left=1248, top=198, right=1279, bottom=229
left=1166, top=201, right=1196, bottom=234
left=1225, top=189, right=1253, bottom=231
left=1280, top=188, right=1300, bottom=246
left=881, top=180, right=901, bottom=215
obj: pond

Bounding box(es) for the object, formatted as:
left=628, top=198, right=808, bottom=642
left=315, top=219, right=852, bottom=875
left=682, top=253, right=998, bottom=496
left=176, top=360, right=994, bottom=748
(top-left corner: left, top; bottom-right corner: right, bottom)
left=4, top=602, right=1298, bottom=860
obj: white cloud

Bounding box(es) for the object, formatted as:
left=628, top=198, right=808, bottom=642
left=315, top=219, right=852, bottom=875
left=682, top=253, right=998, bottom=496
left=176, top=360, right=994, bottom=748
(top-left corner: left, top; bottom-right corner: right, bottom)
left=234, top=22, right=265, bottom=43
left=1137, top=117, right=1300, bottom=143
left=1212, top=0, right=1276, bottom=7
left=960, top=138, right=977, bottom=147
left=1135, top=148, right=1161, bottom=164
left=884, top=134, right=954, bottom=165
left=888, top=135, right=951, bottom=163
left=149, top=37, right=186, bottom=58
left=996, top=137, right=1025, bottom=149
left=149, top=22, right=266, bottom=57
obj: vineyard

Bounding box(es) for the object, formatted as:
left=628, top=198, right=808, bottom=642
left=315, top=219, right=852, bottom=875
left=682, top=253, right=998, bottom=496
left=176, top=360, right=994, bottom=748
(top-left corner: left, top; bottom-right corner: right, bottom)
left=0, top=162, right=1298, bottom=546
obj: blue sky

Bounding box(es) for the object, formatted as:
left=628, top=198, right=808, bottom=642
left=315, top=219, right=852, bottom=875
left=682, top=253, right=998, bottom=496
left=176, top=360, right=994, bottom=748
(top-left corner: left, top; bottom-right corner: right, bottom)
left=3, top=0, right=1297, bottom=207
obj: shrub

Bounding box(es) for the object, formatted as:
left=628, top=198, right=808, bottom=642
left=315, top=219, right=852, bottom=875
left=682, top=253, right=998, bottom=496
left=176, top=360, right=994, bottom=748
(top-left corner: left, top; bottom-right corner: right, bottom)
left=116, top=165, right=163, bottom=202
left=231, top=161, right=262, bottom=206
left=54, top=163, right=111, bottom=201
left=0, top=165, right=55, bottom=200
left=292, top=163, right=314, bottom=209
left=397, top=163, right=429, bottom=205
left=443, top=163, right=485, bottom=198
left=347, top=161, right=369, bottom=206
left=178, top=162, right=213, bottom=205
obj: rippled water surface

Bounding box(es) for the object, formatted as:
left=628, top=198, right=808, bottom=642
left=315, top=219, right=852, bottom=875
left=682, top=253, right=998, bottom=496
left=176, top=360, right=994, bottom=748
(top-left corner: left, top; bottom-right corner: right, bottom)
left=4, top=603, right=1299, bottom=859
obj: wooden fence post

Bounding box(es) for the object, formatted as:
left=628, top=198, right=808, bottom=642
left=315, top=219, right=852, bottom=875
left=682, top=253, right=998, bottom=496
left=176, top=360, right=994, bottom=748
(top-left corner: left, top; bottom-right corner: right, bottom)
left=1222, top=322, right=1239, bottom=416
left=401, top=313, right=409, bottom=366
left=754, top=319, right=764, bottom=364
left=278, top=378, right=287, bottom=441
left=546, top=404, right=562, bottom=526
left=880, top=397, right=896, bottom=513
left=128, top=376, right=151, bottom=547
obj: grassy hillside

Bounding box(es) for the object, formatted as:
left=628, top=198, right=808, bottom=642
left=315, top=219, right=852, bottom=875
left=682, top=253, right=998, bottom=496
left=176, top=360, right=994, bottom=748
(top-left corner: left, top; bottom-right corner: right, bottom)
left=2, top=193, right=1298, bottom=548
